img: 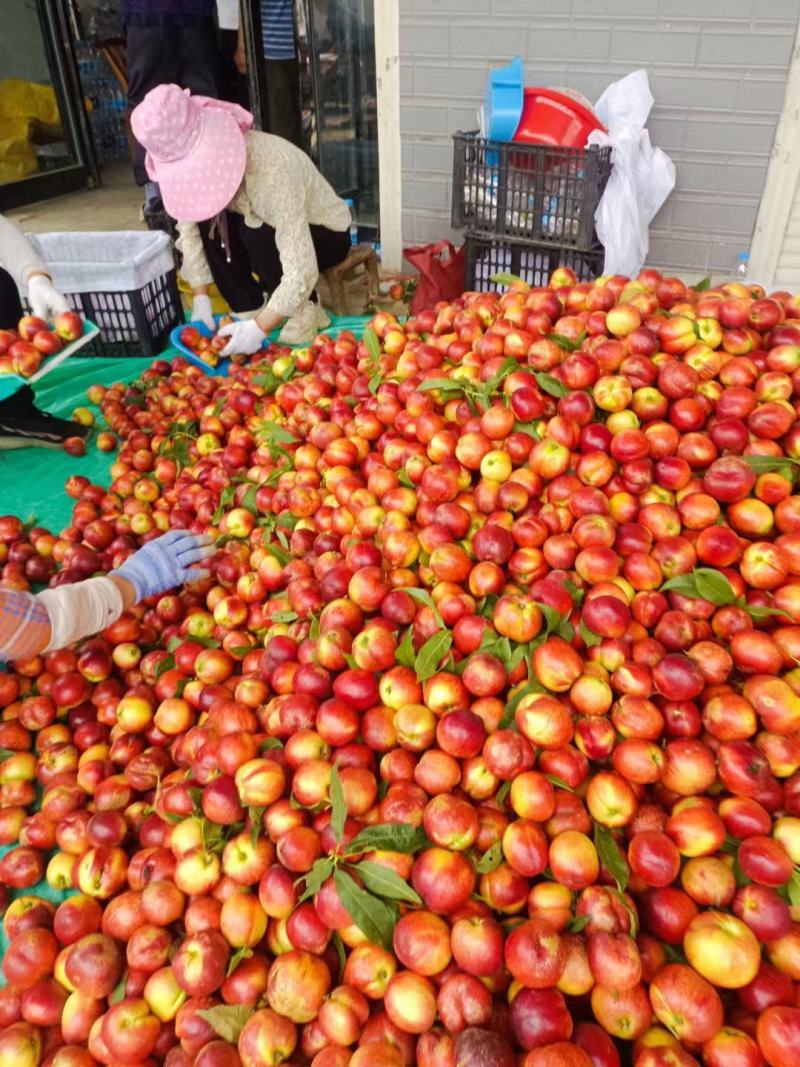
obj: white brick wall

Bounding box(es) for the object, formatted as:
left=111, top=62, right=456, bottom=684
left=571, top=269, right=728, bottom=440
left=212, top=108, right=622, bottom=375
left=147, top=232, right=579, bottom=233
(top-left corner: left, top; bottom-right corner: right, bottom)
left=399, top=0, right=800, bottom=277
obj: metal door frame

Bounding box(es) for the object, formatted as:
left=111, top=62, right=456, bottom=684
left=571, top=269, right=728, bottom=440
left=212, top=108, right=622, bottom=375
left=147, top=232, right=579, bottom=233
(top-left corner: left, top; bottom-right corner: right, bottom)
left=240, top=0, right=268, bottom=131
left=0, top=0, right=99, bottom=211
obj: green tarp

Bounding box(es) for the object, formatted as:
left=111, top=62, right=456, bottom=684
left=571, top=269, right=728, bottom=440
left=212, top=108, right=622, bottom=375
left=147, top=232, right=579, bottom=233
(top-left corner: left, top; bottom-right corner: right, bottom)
left=0, top=315, right=369, bottom=529
left=0, top=356, right=154, bottom=528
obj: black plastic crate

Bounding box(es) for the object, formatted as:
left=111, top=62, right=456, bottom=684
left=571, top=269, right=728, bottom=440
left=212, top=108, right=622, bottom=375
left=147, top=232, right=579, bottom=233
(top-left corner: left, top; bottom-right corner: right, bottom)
left=465, top=235, right=603, bottom=293
left=453, top=131, right=611, bottom=250
left=66, top=269, right=183, bottom=358
left=27, top=231, right=183, bottom=359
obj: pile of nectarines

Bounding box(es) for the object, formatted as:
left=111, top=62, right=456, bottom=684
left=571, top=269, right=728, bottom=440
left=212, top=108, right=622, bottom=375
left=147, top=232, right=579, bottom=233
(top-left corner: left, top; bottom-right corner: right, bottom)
left=4, top=267, right=800, bottom=1067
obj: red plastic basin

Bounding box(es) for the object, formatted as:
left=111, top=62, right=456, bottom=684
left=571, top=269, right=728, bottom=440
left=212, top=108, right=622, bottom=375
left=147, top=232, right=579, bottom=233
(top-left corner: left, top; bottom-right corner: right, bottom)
left=513, top=87, right=604, bottom=148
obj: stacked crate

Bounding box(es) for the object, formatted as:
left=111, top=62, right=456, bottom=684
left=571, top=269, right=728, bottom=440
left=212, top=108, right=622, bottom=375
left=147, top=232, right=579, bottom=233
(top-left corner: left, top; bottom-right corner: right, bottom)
left=75, top=41, right=129, bottom=167
left=451, top=132, right=611, bottom=291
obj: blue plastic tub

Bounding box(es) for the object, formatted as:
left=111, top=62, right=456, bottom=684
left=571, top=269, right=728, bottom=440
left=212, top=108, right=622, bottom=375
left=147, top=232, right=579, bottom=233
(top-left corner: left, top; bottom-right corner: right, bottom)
left=483, top=57, right=524, bottom=142
left=170, top=315, right=283, bottom=377
left=170, top=316, right=239, bottom=377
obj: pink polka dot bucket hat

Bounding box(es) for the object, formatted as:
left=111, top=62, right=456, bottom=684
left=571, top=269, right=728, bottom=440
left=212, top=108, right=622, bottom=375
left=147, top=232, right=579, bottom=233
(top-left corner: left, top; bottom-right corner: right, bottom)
left=131, top=84, right=254, bottom=222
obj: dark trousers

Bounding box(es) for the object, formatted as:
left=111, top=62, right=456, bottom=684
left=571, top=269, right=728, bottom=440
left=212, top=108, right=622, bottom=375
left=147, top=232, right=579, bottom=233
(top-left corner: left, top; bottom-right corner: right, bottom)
left=0, top=267, right=23, bottom=330
left=198, top=211, right=350, bottom=314
left=127, top=20, right=219, bottom=186
left=0, top=267, right=27, bottom=413
left=265, top=58, right=302, bottom=147
left=218, top=28, right=249, bottom=109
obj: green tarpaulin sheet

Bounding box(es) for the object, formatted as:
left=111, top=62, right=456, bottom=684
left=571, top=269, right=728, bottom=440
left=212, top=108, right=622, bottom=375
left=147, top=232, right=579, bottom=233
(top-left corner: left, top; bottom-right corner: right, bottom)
left=0, top=356, right=153, bottom=529
left=0, top=315, right=369, bottom=530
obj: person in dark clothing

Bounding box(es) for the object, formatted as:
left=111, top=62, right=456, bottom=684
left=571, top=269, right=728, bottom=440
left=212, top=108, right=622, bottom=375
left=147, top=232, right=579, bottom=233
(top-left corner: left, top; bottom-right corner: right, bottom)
left=216, top=0, right=249, bottom=109
left=0, top=216, right=89, bottom=449
left=235, top=0, right=302, bottom=147
left=124, top=0, right=220, bottom=220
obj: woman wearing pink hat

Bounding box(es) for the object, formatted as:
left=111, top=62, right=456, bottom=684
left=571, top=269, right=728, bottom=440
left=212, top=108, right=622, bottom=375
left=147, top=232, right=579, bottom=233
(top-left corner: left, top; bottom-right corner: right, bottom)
left=131, top=84, right=352, bottom=349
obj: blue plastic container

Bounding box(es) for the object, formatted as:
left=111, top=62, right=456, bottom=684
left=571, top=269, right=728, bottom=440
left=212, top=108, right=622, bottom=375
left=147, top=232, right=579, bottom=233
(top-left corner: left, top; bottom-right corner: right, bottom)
left=483, top=57, right=524, bottom=142
left=169, top=315, right=273, bottom=377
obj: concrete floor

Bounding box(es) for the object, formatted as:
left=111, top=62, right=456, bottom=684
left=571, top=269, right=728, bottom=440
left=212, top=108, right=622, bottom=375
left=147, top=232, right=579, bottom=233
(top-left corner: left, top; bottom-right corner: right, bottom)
left=7, top=164, right=144, bottom=234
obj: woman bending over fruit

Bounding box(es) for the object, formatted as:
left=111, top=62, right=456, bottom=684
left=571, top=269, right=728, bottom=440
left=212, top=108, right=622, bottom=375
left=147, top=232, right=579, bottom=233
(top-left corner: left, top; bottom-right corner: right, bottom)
left=131, top=84, right=352, bottom=350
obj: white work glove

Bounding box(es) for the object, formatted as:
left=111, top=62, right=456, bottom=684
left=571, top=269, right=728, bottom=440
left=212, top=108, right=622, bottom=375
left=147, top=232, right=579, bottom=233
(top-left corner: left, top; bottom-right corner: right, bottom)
left=191, top=293, right=216, bottom=331
left=27, top=274, right=69, bottom=321
left=218, top=317, right=267, bottom=357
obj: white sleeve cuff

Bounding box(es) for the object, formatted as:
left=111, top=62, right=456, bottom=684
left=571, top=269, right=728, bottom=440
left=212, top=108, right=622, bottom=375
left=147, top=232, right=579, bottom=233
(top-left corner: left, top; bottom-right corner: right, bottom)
left=38, top=577, right=124, bottom=652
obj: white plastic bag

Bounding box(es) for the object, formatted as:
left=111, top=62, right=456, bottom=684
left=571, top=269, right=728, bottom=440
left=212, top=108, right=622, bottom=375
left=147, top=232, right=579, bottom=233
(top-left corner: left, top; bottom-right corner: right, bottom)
left=587, top=70, right=675, bottom=278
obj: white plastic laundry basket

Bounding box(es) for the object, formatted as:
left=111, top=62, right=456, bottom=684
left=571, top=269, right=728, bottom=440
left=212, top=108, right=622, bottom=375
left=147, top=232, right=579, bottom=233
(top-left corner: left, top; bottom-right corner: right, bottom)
left=25, top=230, right=182, bottom=357
left=27, top=231, right=175, bottom=293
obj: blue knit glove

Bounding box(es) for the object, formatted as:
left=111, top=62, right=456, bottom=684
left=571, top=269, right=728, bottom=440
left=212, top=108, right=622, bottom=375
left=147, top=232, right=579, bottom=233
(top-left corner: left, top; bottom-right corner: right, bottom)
left=111, top=530, right=215, bottom=601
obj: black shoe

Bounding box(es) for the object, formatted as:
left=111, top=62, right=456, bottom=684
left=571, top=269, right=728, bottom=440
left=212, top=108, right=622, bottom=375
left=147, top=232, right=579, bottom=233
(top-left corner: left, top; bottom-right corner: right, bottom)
left=0, top=411, right=67, bottom=449
left=0, top=384, right=90, bottom=436
left=35, top=408, right=91, bottom=439
left=0, top=383, right=34, bottom=414
left=0, top=408, right=90, bottom=449
left=143, top=200, right=177, bottom=240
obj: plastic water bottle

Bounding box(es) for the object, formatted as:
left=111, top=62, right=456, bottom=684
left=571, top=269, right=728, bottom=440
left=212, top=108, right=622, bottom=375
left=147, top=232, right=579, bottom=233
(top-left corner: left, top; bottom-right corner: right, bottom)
left=736, top=252, right=749, bottom=279
left=344, top=199, right=358, bottom=246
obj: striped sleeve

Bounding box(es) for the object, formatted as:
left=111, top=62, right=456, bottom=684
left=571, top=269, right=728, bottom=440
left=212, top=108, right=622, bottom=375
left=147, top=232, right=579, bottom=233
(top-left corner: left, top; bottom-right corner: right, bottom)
left=0, top=587, right=51, bottom=662
left=261, top=0, right=296, bottom=59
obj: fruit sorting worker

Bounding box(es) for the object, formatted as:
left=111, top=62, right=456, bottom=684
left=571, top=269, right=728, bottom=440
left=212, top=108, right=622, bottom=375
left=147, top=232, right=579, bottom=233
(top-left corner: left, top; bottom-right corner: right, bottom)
left=0, top=215, right=69, bottom=326
left=0, top=530, right=215, bottom=662
left=130, top=84, right=352, bottom=350
left=0, top=214, right=86, bottom=448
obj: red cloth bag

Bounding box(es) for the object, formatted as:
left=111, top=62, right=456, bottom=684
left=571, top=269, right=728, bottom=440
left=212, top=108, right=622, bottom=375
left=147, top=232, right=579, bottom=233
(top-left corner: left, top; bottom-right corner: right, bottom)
left=405, top=240, right=466, bottom=315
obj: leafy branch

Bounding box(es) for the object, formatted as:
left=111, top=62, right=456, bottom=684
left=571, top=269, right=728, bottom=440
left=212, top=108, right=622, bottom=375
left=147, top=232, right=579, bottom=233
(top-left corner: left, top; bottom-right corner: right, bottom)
left=741, top=453, right=800, bottom=484
left=252, top=356, right=298, bottom=395
left=550, top=332, right=585, bottom=354
left=594, top=823, right=637, bottom=937
left=417, top=357, right=521, bottom=413
left=364, top=326, right=384, bottom=395
left=156, top=420, right=199, bottom=471
left=498, top=677, right=547, bottom=730
left=198, top=1004, right=253, bottom=1043
left=473, top=840, right=503, bottom=874
left=399, top=586, right=445, bottom=628
left=293, top=767, right=429, bottom=950
left=661, top=567, right=790, bottom=622
left=579, top=619, right=602, bottom=648
left=534, top=372, right=569, bottom=397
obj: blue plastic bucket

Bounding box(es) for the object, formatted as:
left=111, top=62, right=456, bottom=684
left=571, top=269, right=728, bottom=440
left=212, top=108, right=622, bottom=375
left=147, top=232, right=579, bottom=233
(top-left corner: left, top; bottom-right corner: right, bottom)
left=483, top=57, right=524, bottom=142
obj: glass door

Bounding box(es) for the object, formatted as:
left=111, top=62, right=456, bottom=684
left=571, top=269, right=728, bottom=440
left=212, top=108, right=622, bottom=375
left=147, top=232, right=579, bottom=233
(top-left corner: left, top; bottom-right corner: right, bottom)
left=298, top=0, right=379, bottom=237
left=234, top=0, right=380, bottom=238
left=0, top=0, right=97, bottom=209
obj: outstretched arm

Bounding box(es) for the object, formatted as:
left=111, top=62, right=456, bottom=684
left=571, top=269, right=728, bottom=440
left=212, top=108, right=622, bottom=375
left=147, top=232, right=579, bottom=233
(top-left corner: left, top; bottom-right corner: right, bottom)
left=0, top=530, right=215, bottom=661
left=0, top=576, right=131, bottom=661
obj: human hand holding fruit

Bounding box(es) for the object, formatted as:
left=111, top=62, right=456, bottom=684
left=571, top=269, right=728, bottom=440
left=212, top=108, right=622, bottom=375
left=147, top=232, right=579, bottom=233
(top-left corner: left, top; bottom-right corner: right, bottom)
left=177, top=315, right=236, bottom=368
left=26, top=272, right=69, bottom=322
left=218, top=317, right=268, bottom=357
